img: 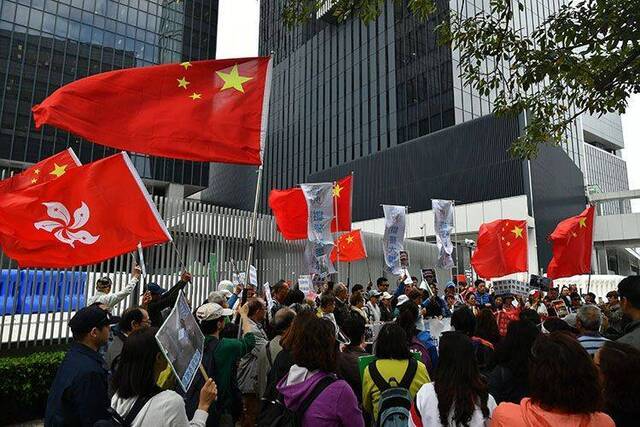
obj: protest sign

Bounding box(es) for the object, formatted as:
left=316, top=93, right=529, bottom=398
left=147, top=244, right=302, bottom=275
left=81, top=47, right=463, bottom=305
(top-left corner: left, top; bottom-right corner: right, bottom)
left=382, top=205, right=406, bottom=275
left=263, top=282, right=273, bottom=312
left=399, top=250, right=410, bottom=268
left=432, top=199, right=455, bottom=269
left=552, top=299, right=569, bottom=318
left=298, top=275, right=311, bottom=297
left=249, top=265, right=257, bottom=286
left=155, top=291, right=205, bottom=392
left=492, top=279, right=530, bottom=298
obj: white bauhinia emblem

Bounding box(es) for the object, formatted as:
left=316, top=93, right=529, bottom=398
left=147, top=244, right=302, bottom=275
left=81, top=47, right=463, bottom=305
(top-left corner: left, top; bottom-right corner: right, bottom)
left=34, top=202, right=100, bottom=247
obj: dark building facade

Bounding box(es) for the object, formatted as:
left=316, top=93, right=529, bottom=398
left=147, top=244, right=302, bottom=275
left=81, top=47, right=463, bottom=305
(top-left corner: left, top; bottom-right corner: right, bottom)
left=309, top=114, right=587, bottom=269
left=0, top=0, right=218, bottom=194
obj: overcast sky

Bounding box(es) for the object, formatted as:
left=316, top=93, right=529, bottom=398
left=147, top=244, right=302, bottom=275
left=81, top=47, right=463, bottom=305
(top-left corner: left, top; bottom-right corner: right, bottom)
left=217, top=0, right=640, bottom=210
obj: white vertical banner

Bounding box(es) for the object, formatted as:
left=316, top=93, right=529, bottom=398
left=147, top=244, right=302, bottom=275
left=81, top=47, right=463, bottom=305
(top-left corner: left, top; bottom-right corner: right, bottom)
left=301, top=183, right=336, bottom=277
left=249, top=265, right=258, bottom=286
left=432, top=199, right=455, bottom=269
left=382, top=205, right=406, bottom=276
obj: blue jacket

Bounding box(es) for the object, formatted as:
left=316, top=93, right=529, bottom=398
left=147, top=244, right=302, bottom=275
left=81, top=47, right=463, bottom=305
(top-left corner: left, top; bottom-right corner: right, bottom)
left=476, top=292, right=492, bottom=307
left=45, top=342, right=110, bottom=426
left=417, top=330, right=439, bottom=372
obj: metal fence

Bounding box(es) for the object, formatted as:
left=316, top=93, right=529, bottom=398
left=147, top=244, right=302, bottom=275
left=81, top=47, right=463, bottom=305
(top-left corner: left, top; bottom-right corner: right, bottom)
left=0, top=195, right=444, bottom=349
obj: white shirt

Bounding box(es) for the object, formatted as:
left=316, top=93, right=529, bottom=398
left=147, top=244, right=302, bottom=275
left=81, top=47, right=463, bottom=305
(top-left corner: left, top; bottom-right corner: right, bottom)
left=365, top=301, right=381, bottom=322
left=111, top=390, right=208, bottom=427
left=410, top=382, right=496, bottom=427
left=87, top=278, right=138, bottom=309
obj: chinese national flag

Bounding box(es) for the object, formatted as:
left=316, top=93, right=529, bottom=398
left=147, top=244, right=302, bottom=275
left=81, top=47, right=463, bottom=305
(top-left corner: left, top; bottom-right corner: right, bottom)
left=0, top=148, right=81, bottom=193
left=268, top=175, right=353, bottom=240
left=330, top=230, right=367, bottom=262
left=0, top=153, right=171, bottom=268
left=471, top=219, right=528, bottom=279
left=547, top=205, right=595, bottom=279
left=32, top=58, right=272, bottom=165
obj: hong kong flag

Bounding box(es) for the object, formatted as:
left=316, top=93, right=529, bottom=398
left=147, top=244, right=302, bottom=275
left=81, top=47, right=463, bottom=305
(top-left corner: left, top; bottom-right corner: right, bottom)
left=268, top=175, right=352, bottom=240
left=0, top=148, right=81, bottom=192
left=0, top=153, right=171, bottom=268
left=471, top=219, right=528, bottom=279
left=547, top=205, right=595, bottom=279
left=330, top=230, right=367, bottom=262
left=32, top=57, right=272, bottom=165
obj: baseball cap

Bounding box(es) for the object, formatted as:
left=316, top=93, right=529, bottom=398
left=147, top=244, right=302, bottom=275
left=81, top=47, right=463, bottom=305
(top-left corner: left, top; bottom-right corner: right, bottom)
left=196, top=303, right=234, bottom=322
left=367, top=290, right=382, bottom=299
left=445, top=281, right=456, bottom=289
left=396, top=294, right=410, bottom=306
left=96, top=277, right=112, bottom=290
left=68, top=305, right=118, bottom=335
left=381, top=292, right=393, bottom=300
left=218, top=280, right=234, bottom=293
left=146, top=283, right=166, bottom=296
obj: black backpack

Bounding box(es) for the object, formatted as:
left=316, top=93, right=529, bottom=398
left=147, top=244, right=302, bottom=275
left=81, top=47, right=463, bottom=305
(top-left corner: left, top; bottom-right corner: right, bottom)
left=258, top=375, right=336, bottom=427
left=368, top=358, right=417, bottom=427
left=94, top=391, right=159, bottom=427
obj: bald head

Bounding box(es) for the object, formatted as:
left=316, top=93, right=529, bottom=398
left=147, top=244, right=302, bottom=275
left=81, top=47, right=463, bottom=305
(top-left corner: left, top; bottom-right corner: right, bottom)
left=577, top=304, right=602, bottom=332
left=335, top=283, right=348, bottom=300
left=273, top=307, right=296, bottom=334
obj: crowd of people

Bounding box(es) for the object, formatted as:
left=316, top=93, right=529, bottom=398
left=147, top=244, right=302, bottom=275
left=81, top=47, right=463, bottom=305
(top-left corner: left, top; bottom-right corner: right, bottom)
left=44, top=267, right=640, bottom=426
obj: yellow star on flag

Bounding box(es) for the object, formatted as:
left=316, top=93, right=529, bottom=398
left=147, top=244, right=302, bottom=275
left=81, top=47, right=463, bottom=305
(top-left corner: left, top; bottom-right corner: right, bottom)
left=50, top=163, right=67, bottom=178
left=189, top=92, right=202, bottom=100
left=511, top=225, right=524, bottom=238
left=180, top=61, right=192, bottom=70
left=332, top=183, right=343, bottom=197
left=34, top=168, right=40, bottom=175
left=31, top=178, right=38, bottom=184
left=578, top=217, right=587, bottom=228
left=216, top=64, right=253, bottom=93
left=177, top=76, right=190, bottom=89
left=346, top=235, right=354, bottom=244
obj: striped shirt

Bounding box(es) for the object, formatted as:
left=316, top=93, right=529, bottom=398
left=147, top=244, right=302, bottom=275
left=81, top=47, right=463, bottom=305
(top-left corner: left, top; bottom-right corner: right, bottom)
left=578, top=333, right=609, bottom=356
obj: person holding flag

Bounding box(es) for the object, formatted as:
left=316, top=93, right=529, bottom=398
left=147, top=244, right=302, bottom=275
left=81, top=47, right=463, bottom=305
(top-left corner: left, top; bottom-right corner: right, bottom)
left=87, top=265, right=143, bottom=311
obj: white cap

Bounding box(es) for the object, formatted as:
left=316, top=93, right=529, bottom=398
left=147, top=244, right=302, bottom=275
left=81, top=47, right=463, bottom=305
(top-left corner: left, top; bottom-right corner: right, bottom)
left=381, top=292, right=393, bottom=300
left=218, top=280, right=234, bottom=293
left=396, top=295, right=410, bottom=306
left=196, top=303, right=233, bottom=321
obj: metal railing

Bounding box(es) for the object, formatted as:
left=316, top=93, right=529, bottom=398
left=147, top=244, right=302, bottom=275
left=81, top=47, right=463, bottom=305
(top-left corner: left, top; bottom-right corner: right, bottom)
left=0, top=195, right=443, bottom=349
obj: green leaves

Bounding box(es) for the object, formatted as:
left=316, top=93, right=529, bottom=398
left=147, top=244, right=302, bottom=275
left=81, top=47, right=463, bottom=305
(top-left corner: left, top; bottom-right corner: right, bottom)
left=280, top=0, right=640, bottom=158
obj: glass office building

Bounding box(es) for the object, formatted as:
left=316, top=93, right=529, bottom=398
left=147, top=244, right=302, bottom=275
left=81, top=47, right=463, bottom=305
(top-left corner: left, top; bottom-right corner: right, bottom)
left=0, top=0, right=218, bottom=194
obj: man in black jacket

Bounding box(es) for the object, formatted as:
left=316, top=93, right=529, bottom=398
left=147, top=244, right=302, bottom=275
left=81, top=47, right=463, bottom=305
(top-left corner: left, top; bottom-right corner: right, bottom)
left=333, top=282, right=350, bottom=328
left=45, top=306, right=118, bottom=426
left=145, top=271, right=192, bottom=327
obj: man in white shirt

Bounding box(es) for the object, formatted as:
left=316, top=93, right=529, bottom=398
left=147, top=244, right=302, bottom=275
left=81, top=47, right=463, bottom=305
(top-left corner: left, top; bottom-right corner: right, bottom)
left=88, top=265, right=141, bottom=310
left=365, top=291, right=382, bottom=323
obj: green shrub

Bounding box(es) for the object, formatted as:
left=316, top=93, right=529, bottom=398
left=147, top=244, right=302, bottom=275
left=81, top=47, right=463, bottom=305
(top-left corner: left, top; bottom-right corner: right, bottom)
left=0, top=350, right=66, bottom=424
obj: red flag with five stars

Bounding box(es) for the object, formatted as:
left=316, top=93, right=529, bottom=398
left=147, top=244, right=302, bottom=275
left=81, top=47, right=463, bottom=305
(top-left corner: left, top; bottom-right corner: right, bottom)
left=547, top=205, right=595, bottom=279
left=268, top=175, right=353, bottom=240
left=0, top=148, right=81, bottom=193
left=471, top=219, right=528, bottom=279
left=330, top=229, right=366, bottom=262
left=0, top=152, right=171, bottom=268
left=32, top=58, right=272, bottom=165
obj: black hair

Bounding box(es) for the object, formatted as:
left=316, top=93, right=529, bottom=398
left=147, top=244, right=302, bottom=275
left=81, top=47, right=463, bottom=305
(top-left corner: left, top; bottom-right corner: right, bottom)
left=320, top=292, right=335, bottom=308
left=273, top=280, right=288, bottom=294
left=618, top=276, right=640, bottom=309
left=451, top=305, right=476, bottom=336
left=396, top=301, right=419, bottom=343
left=341, top=311, right=366, bottom=347
left=543, top=317, right=572, bottom=333
left=493, top=320, right=539, bottom=383
left=598, top=341, right=640, bottom=426
left=520, top=308, right=541, bottom=325
left=376, top=277, right=388, bottom=286
left=474, top=308, right=501, bottom=347
left=434, top=332, right=490, bottom=426
left=221, top=321, right=238, bottom=338
left=111, top=327, right=160, bottom=399
left=199, top=318, right=224, bottom=335
left=474, top=279, right=486, bottom=287
left=374, top=323, right=411, bottom=359
left=326, top=281, right=335, bottom=291
left=352, top=284, right=364, bottom=294
left=247, top=298, right=265, bottom=317
left=284, top=288, right=305, bottom=305
left=118, top=308, right=145, bottom=333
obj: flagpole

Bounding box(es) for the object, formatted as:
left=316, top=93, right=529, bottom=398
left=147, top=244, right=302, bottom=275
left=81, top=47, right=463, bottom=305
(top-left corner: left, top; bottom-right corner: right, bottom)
left=169, top=240, right=186, bottom=271
left=244, top=165, right=263, bottom=293
left=365, top=256, right=373, bottom=288
left=347, top=262, right=351, bottom=290
left=333, top=180, right=340, bottom=280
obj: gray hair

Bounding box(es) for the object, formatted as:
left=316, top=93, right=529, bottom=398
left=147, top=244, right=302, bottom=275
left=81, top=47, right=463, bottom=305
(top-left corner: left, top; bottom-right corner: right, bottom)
left=577, top=305, right=602, bottom=332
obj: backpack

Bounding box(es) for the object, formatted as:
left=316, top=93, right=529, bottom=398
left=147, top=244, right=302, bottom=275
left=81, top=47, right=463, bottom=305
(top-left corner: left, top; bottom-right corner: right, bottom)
left=368, top=358, right=417, bottom=427
left=257, top=375, right=335, bottom=427
left=94, top=391, right=159, bottom=427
